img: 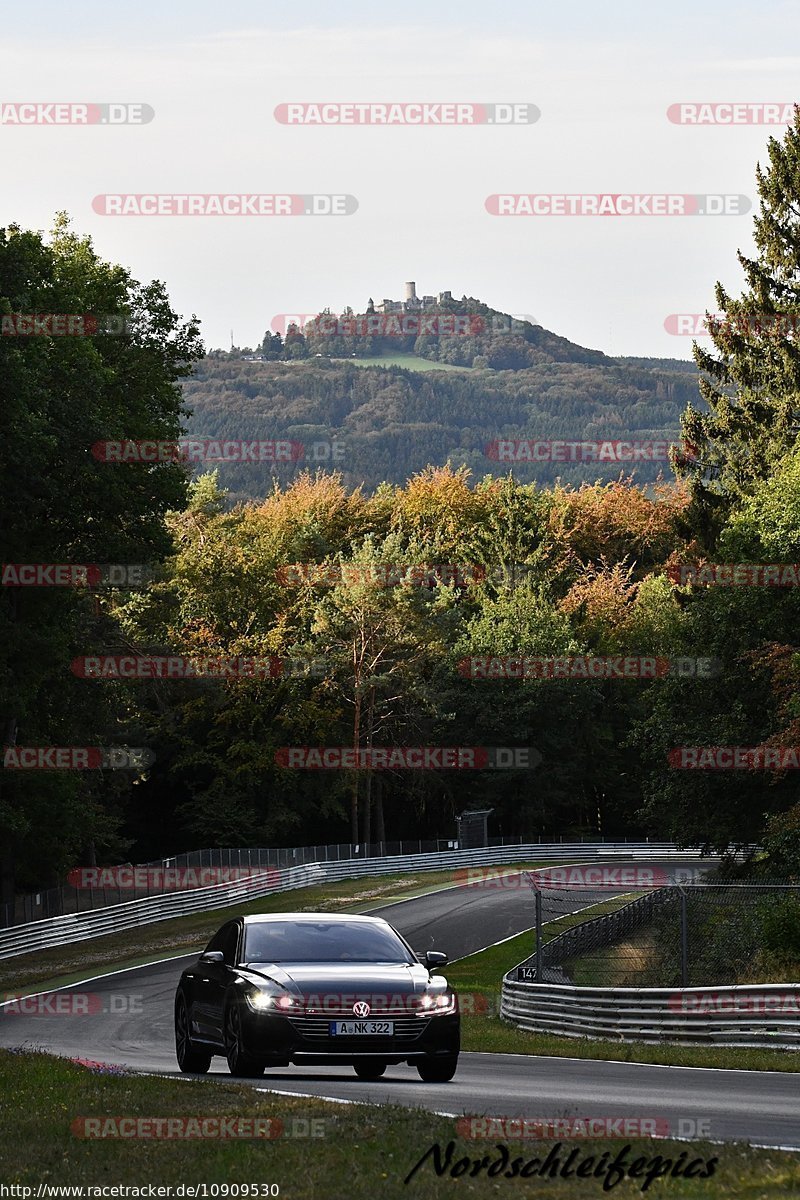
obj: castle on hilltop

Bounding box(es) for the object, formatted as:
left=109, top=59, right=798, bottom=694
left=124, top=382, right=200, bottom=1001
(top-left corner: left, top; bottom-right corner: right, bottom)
left=368, top=282, right=452, bottom=316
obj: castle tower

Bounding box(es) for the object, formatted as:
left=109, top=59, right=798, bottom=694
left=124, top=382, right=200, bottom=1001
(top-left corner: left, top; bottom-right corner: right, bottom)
left=404, top=281, right=417, bottom=302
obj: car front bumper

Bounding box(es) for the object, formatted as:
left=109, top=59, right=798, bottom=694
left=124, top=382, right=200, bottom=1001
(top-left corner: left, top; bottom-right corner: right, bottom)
left=238, top=1007, right=460, bottom=1065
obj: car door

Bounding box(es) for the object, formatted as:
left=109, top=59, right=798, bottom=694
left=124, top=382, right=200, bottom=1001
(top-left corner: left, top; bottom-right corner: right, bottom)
left=189, top=923, right=235, bottom=1044
left=204, top=920, right=241, bottom=1043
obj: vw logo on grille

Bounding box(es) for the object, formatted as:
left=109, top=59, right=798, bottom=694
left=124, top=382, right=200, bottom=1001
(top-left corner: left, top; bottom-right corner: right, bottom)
left=353, top=1001, right=371, bottom=1017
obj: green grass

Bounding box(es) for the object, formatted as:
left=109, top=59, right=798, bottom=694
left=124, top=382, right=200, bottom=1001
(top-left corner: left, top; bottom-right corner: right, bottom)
left=1, top=1050, right=797, bottom=1195
left=331, top=353, right=470, bottom=371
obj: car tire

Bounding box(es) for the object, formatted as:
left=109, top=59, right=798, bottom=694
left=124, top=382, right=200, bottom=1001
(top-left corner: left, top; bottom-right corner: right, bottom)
left=353, top=1059, right=387, bottom=1080
left=224, top=999, right=265, bottom=1078
left=174, top=993, right=212, bottom=1074
left=416, top=1055, right=458, bottom=1082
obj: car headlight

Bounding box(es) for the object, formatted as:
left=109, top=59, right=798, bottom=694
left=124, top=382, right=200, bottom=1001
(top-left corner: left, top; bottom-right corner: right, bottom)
left=417, top=991, right=456, bottom=1016
left=245, top=990, right=295, bottom=1012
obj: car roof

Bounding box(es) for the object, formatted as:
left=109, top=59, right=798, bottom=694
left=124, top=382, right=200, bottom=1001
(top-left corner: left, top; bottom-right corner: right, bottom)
left=240, top=912, right=392, bottom=926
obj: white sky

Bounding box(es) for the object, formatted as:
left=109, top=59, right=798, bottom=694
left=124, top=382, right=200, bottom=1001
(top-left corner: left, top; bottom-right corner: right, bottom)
left=2, top=1, right=799, bottom=358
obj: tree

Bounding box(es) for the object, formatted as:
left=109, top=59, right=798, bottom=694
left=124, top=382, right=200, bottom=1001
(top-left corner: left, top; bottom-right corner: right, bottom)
left=0, top=216, right=203, bottom=911
left=679, top=106, right=800, bottom=543
left=305, top=536, right=444, bottom=843
left=260, top=331, right=283, bottom=360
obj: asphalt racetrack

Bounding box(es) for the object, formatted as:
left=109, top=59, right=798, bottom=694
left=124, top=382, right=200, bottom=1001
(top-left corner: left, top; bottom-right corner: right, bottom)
left=2, top=861, right=798, bottom=1151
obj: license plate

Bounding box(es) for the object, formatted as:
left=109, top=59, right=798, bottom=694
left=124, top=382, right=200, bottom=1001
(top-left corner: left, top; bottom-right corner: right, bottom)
left=329, top=1020, right=394, bottom=1036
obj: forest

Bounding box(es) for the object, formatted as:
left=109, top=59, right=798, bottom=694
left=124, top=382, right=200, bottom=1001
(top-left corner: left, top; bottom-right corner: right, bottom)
left=183, top=347, right=701, bottom=501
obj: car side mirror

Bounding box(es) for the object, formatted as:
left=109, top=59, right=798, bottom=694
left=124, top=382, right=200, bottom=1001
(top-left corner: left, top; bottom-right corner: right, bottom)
left=425, top=950, right=448, bottom=969
left=200, top=950, right=225, bottom=965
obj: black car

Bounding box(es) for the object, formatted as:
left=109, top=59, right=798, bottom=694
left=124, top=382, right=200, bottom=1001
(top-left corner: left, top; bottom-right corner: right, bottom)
left=174, top=912, right=460, bottom=1081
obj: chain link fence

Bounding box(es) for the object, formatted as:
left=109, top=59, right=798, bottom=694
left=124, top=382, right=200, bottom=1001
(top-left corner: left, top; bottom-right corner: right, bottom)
left=3, top=834, right=539, bottom=927
left=522, top=882, right=800, bottom=987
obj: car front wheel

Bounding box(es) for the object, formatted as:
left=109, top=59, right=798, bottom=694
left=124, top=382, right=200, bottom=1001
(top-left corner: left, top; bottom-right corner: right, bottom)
left=224, top=1000, right=265, bottom=1078
left=416, top=1055, right=458, bottom=1082
left=174, top=994, right=212, bottom=1074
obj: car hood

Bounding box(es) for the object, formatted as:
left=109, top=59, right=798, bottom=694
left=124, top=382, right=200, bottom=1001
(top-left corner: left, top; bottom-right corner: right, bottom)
left=236, top=961, right=439, bottom=997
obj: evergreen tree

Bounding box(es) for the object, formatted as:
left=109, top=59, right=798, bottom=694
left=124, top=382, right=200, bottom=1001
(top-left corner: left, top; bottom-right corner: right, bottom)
left=679, top=106, right=800, bottom=546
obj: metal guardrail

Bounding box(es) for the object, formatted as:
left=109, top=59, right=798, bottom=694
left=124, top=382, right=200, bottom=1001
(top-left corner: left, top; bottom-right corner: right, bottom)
left=7, top=835, right=671, bottom=927
left=500, top=978, right=800, bottom=1049
left=0, top=842, right=711, bottom=961
left=7, top=836, right=506, bottom=926
left=0, top=863, right=324, bottom=962
left=502, top=883, right=798, bottom=1048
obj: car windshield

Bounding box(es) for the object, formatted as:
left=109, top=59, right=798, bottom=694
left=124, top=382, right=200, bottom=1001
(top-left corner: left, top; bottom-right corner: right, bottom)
left=243, top=920, right=415, bottom=964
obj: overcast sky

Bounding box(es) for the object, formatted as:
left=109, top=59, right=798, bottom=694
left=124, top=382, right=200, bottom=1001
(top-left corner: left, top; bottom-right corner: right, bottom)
left=2, top=0, right=798, bottom=358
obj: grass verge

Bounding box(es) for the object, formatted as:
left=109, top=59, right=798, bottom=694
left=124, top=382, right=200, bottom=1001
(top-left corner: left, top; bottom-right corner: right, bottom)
left=0, top=1049, right=797, bottom=1195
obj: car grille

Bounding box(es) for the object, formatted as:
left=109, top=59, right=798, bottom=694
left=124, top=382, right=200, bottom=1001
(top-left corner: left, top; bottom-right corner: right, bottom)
left=287, top=1014, right=431, bottom=1042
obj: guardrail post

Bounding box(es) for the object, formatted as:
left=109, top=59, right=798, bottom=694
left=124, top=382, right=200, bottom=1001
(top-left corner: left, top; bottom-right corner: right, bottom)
left=680, top=887, right=689, bottom=987
left=535, top=887, right=543, bottom=981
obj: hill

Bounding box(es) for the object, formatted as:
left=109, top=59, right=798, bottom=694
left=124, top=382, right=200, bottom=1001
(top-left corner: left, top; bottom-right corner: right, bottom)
left=184, top=304, right=700, bottom=502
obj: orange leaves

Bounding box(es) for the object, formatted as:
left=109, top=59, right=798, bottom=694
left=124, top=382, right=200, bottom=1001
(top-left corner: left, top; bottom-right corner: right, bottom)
left=548, top=478, right=689, bottom=571
left=254, top=471, right=367, bottom=544
left=559, top=560, right=638, bottom=640
left=389, top=465, right=484, bottom=545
